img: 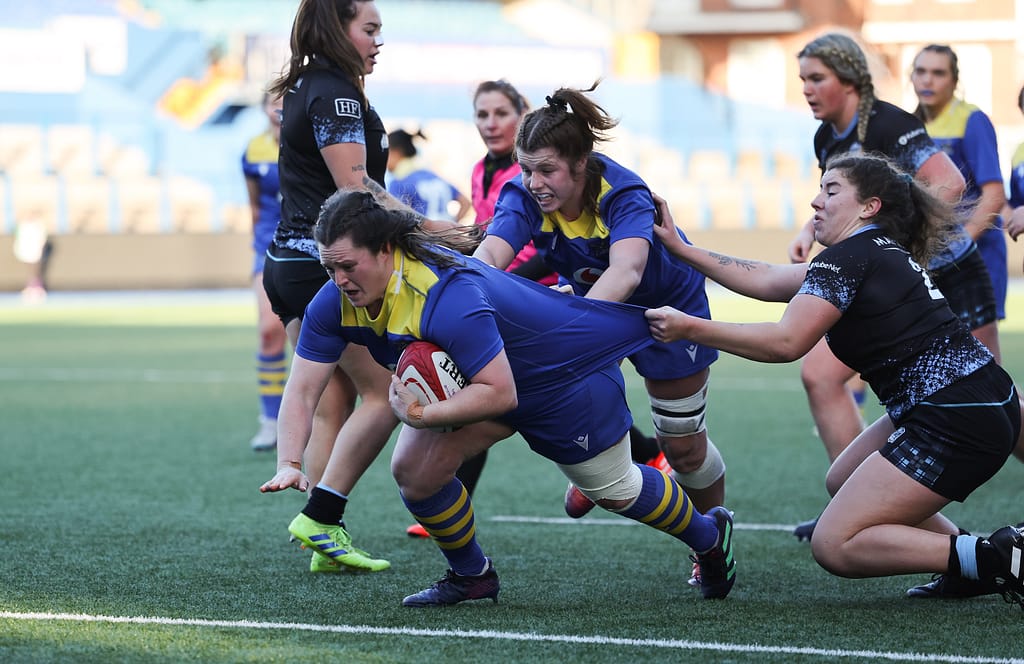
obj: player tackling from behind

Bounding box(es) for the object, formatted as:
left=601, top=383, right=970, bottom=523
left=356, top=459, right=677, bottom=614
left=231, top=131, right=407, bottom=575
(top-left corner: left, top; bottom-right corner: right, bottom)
left=261, top=188, right=737, bottom=606
left=646, top=153, right=1024, bottom=609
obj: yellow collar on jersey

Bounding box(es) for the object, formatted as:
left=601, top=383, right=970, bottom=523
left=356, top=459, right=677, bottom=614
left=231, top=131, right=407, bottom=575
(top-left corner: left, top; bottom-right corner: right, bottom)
left=926, top=98, right=979, bottom=138
left=539, top=177, right=612, bottom=239
left=340, top=247, right=438, bottom=339
left=245, top=130, right=279, bottom=163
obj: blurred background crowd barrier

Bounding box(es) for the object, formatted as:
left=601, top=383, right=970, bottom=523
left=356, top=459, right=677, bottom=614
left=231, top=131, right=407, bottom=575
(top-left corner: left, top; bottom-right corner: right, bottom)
left=2, top=0, right=1022, bottom=290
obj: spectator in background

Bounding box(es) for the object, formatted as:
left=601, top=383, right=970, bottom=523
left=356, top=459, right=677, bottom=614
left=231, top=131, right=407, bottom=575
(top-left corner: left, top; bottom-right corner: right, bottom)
left=469, top=80, right=557, bottom=284
left=910, top=43, right=1007, bottom=349
left=13, top=217, right=52, bottom=303
left=647, top=153, right=1023, bottom=611
left=1002, top=84, right=1024, bottom=254
left=386, top=128, right=470, bottom=221
left=241, top=91, right=288, bottom=451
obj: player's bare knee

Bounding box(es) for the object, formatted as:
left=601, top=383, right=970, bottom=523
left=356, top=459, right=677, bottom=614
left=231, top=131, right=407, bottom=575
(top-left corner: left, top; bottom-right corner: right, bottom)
left=824, top=465, right=845, bottom=497
left=673, top=440, right=725, bottom=490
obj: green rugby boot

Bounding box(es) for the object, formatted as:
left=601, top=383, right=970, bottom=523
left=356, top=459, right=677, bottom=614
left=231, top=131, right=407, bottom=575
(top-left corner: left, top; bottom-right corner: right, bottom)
left=288, top=513, right=390, bottom=573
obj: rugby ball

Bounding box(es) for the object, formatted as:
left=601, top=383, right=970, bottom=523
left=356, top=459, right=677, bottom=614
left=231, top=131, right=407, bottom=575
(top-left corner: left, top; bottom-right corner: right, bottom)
left=396, top=341, right=467, bottom=432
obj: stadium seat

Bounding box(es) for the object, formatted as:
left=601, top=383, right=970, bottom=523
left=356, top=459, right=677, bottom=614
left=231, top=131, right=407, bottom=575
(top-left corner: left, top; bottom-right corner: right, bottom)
left=47, top=124, right=96, bottom=175
left=787, top=176, right=822, bottom=226
left=9, top=174, right=60, bottom=234
left=770, top=150, right=808, bottom=180
left=220, top=202, right=251, bottom=233
left=114, top=175, right=164, bottom=233
left=0, top=175, right=9, bottom=233
left=98, top=136, right=152, bottom=177
left=166, top=175, right=214, bottom=233
left=735, top=149, right=768, bottom=182
left=687, top=149, right=733, bottom=181
left=660, top=181, right=707, bottom=230
left=64, top=175, right=113, bottom=233
left=748, top=179, right=790, bottom=229
left=0, top=125, right=45, bottom=175
left=634, top=145, right=686, bottom=198
left=703, top=180, right=750, bottom=230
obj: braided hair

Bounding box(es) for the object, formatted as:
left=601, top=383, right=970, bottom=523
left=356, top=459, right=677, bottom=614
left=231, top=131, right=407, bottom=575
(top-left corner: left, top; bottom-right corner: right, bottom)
left=798, top=33, right=875, bottom=144
left=515, top=81, right=618, bottom=217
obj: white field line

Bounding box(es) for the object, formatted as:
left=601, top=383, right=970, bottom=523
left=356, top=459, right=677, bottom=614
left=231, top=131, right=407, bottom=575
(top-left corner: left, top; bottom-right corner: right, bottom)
left=0, top=611, right=1019, bottom=663
left=0, top=367, right=803, bottom=391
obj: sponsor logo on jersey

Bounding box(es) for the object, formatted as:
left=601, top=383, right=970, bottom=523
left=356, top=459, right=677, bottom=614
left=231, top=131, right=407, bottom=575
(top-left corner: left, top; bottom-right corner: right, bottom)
left=573, top=266, right=604, bottom=285
left=686, top=344, right=699, bottom=362
left=573, top=434, right=590, bottom=450
left=897, top=127, right=926, bottom=146
left=334, top=98, right=361, bottom=118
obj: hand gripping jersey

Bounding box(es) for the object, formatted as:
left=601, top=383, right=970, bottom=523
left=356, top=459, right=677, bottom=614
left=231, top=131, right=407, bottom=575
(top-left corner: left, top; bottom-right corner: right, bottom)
left=486, top=153, right=717, bottom=380
left=275, top=57, right=387, bottom=258
left=797, top=227, right=991, bottom=422
left=296, top=247, right=655, bottom=399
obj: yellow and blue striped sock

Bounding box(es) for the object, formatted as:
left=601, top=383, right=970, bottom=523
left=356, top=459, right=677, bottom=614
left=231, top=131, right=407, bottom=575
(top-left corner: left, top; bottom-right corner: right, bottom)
left=615, top=464, right=718, bottom=552
left=402, top=479, right=486, bottom=576
left=257, top=351, right=286, bottom=419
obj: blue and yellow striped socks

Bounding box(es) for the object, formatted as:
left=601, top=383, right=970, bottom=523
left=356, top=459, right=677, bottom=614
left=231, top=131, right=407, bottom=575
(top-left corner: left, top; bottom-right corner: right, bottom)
left=402, top=479, right=486, bottom=576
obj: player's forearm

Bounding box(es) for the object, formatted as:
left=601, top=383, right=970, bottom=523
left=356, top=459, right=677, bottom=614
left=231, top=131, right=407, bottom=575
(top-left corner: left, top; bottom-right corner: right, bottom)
left=676, top=245, right=804, bottom=302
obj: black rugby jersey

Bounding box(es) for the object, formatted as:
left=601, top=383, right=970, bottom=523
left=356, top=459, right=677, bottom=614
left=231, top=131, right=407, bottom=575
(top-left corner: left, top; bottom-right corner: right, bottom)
left=798, top=227, right=991, bottom=421
left=813, top=100, right=937, bottom=175
left=276, top=58, right=387, bottom=257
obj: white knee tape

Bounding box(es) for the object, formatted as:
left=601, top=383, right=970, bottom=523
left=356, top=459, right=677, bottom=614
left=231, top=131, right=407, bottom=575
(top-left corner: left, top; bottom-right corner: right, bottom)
left=673, top=439, right=725, bottom=490
left=581, top=463, right=644, bottom=502
left=559, top=434, right=643, bottom=502
left=649, top=380, right=708, bottom=437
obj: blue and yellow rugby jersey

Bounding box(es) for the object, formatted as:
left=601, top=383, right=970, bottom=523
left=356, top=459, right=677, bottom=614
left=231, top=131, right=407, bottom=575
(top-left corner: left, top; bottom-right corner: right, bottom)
left=295, top=247, right=656, bottom=397
left=925, top=99, right=1007, bottom=318
left=487, top=153, right=707, bottom=311
left=241, top=130, right=281, bottom=256
left=925, top=100, right=1003, bottom=209
left=1010, top=143, right=1024, bottom=208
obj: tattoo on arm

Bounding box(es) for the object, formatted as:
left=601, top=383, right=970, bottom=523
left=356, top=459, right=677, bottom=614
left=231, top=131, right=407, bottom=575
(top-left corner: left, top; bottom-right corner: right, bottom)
left=709, top=252, right=762, bottom=271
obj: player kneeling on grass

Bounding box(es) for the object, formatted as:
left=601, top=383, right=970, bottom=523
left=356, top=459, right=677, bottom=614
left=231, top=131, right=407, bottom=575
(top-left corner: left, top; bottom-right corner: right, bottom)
left=263, top=188, right=736, bottom=607
left=645, top=153, right=1024, bottom=610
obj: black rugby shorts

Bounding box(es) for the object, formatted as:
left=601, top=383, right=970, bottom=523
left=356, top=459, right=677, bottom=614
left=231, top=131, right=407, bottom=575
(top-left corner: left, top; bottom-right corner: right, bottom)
left=263, top=245, right=329, bottom=327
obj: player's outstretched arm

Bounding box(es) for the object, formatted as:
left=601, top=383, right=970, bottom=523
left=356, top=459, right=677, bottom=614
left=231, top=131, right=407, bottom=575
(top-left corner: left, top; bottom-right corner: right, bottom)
left=259, top=356, right=334, bottom=493
left=646, top=293, right=838, bottom=363
left=652, top=195, right=806, bottom=302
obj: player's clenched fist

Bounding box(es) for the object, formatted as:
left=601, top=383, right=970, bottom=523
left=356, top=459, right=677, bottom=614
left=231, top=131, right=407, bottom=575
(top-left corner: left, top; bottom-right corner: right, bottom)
left=645, top=306, right=692, bottom=343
